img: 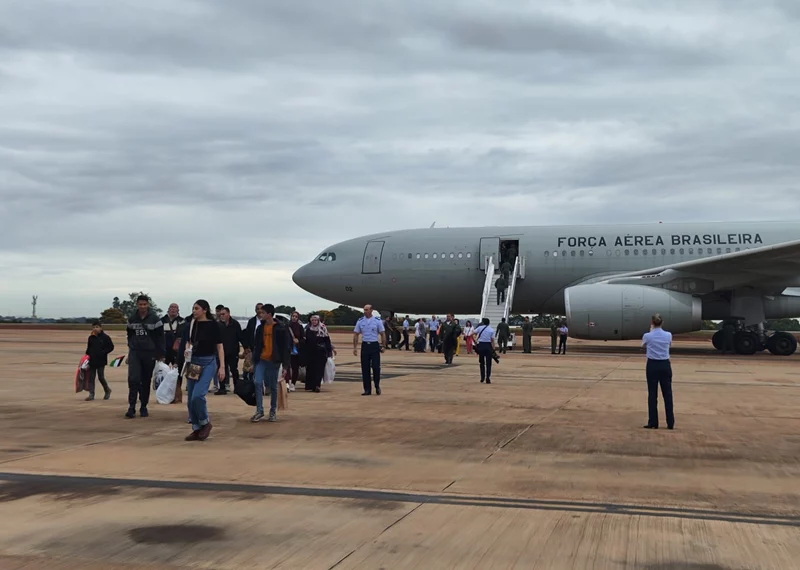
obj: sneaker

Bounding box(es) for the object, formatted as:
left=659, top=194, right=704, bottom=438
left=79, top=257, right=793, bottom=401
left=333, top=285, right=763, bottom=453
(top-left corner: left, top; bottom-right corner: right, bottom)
left=103, top=390, right=111, bottom=400
left=287, top=383, right=295, bottom=392
left=139, top=408, right=149, bottom=418
left=125, top=408, right=135, bottom=419
left=268, top=412, right=277, bottom=422
left=250, top=412, right=264, bottom=423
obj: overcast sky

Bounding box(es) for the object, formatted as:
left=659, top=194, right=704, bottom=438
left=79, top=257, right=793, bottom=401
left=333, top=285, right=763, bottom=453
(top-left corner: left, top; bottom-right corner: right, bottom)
left=1, top=1, right=799, bottom=317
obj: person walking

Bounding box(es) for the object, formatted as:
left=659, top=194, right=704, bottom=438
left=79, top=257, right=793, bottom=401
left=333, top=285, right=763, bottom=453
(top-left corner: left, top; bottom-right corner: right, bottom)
left=182, top=300, right=225, bottom=441
left=125, top=295, right=165, bottom=419
left=472, top=318, right=497, bottom=384
left=353, top=305, right=386, bottom=396
left=463, top=320, right=475, bottom=354
left=439, top=314, right=459, bottom=365
left=557, top=322, right=569, bottom=354
left=550, top=321, right=558, bottom=354
left=217, top=307, right=242, bottom=396
left=304, top=315, right=336, bottom=392
left=521, top=316, right=533, bottom=354
left=251, top=304, right=292, bottom=422
left=399, top=315, right=411, bottom=351
left=496, top=318, right=510, bottom=354
left=495, top=275, right=507, bottom=305
left=84, top=320, right=114, bottom=401
left=641, top=313, right=675, bottom=430
left=288, top=311, right=305, bottom=390
left=454, top=319, right=462, bottom=356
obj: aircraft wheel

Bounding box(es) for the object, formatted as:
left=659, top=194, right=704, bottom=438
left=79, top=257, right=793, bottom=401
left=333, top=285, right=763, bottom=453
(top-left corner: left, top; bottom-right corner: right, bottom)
left=767, top=332, right=797, bottom=356
left=711, top=330, right=723, bottom=350
left=734, top=331, right=760, bottom=355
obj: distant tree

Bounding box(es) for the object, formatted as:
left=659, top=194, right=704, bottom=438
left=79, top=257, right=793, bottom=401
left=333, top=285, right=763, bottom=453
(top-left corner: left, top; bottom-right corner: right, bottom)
left=329, top=305, right=363, bottom=326
left=100, top=308, right=127, bottom=324
left=274, top=305, right=297, bottom=315
left=766, top=318, right=800, bottom=331
left=701, top=320, right=719, bottom=330
left=116, top=292, right=162, bottom=319
left=112, top=297, right=121, bottom=310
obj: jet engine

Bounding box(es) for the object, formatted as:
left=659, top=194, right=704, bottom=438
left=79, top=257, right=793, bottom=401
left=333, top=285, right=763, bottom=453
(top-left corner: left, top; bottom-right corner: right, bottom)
left=564, top=284, right=702, bottom=340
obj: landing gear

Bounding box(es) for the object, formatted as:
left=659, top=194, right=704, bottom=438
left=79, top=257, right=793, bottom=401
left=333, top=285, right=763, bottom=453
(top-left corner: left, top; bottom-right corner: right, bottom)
left=711, top=330, right=723, bottom=350
left=734, top=330, right=761, bottom=355
left=766, top=332, right=798, bottom=356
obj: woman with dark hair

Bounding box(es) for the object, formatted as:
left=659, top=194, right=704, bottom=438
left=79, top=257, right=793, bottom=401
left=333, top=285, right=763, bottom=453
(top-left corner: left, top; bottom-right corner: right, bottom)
left=304, top=315, right=336, bottom=392
left=288, top=311, right=305, bottom=391
left=463, top=320, right=475, bottom=354
left=182, top=300, right=225, bottom=441
left=641, top=313, right=674, bottom=429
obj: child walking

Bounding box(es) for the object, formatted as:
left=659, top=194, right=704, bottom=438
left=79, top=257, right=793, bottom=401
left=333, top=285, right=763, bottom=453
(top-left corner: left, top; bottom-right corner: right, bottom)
left=85, top=320, right=114, bottom=400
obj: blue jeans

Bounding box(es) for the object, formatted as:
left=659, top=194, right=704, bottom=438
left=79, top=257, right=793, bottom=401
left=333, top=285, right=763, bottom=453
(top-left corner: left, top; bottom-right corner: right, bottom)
left=254, top=360, right=279, bottom=415
left=187, top=355, right=216, bottom=431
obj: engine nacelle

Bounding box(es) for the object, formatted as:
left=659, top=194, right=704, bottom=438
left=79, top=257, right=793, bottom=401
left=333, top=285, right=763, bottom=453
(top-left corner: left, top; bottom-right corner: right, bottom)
left=564, top=284, right=702, bottom=340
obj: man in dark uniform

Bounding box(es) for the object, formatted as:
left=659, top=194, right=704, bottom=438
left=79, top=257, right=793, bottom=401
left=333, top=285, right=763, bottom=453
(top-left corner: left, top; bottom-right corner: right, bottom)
left=495, top=275, right=507, bottom=305
left=507, top=244, right=518, bottom=268
left=521, top=316, right=533, bottom=353
left=722, top=322, right=736, bottom=355
left=550, top=321, right=558, bottom=354
left=499, top=259, right=512, bottom=281
left=439, top=314, right=460, bottom=365
left=497, top=318, right=510, bottom=354
left=218, top=307, right=242, bottom=395
left=161, top=303, right=184, bottom=367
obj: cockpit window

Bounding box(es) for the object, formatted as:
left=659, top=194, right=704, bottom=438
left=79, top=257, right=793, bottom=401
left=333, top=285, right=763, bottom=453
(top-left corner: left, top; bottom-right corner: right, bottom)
left=328, top=252, right=336, bottom=261
left=316, top=252, right=336, bottom=262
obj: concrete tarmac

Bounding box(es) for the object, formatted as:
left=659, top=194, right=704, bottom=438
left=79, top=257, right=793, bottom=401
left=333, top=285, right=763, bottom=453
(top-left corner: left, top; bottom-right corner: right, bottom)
left=0, top=329, right=798, bottom=569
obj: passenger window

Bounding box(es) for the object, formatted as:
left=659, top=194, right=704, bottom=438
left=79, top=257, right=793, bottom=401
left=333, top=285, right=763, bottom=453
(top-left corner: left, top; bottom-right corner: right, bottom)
left=716, top=248, right=721, bottom=254
left=424, top=253, right=429, bottom=259
left=661, top=249, right=666, bottom=255
left=432, top=253, right=438, bottom=259
left=458, top=252, right=463, bottom=259
left=466, top=252, right=472, bottom=258
left=571, top=250, right=576, bottom=257
left=441, top=253, right=446, bottom=259
left=408, top=253, right=412, bottom=259
left=588, top=250, right=594, bottom=256
left=449, top=253, right=454, bottom=258
left=416, top=253, right=421, bottom=259
left=680, top=248, right=685, bottom=254
left=544, top=251, right=549, bottom=257
left=643, top=249, right=648, bottom=255
left=634, top=249, right=639, bottom=255
left=625, top=249, right=630, bottom=256
left=580, top=250, right=585, bottom=257
left=670, top=248, right=675, bottom=255
left=689, top=248, right=694, bottom=254
left=562, top=250, right=567, bottom=257
left=553, top=251, right=559, bottom=257
left=726, top=248, right=730, bottom=253
left=735, top=248, right=740, bottom=252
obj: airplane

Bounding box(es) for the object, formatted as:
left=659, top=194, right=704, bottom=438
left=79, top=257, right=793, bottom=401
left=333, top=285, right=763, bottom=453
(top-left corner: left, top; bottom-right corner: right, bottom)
left=291, top=221, right=800, bottom=356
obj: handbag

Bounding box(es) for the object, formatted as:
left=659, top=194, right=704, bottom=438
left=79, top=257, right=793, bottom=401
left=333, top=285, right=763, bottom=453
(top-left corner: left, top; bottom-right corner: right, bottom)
left=181, top=319, right=202, bottom=381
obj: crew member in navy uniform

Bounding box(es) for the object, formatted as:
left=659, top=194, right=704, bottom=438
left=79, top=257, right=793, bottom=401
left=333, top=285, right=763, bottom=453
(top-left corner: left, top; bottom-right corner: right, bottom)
left=641, top=313, right=675, bottom=430
left=353, top=305, right=386, bottom=395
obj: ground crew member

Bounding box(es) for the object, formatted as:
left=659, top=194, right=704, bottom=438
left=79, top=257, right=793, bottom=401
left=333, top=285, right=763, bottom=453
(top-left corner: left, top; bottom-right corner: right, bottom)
left=550, top=321, right=558, bottom=354
left=558, top=321, right=569, bottom=354
left=722, top=322, right=736, bottom=355
left=125, top=295, right=165, bottom=419
left=641, top=313, right=675, bottom=430
left=353, top=305, right=386, bottom=396
left=495, top=275, right=507, bottom=305
left=497, top=318, right=510, bottom=354
left=521, top=317, right=533, bottom=353
left=399, top=315, right=411, bottom=351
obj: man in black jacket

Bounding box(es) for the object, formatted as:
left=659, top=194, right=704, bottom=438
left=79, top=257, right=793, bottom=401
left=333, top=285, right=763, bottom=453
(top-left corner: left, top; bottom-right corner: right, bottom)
left=125, top=296, right=165, bottom=418
left=161, top=303, right=185, bottom=367
left=218, top=307, right=242, bottom=395
left=251, top=303, right=291, bottom=422
left=85, top=320, right=115, bottom=401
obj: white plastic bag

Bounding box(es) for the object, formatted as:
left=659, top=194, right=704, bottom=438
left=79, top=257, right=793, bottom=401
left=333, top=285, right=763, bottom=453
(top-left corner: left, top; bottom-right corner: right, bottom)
left=152, top=361, right=171, bottom=390
left=323, top=357, right=335, bottom=384
left=156, top=366, right=179, bottom=404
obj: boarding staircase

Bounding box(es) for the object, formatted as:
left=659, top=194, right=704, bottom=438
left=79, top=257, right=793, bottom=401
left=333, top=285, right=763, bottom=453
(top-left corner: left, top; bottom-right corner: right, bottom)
left=479, top=255, right=523, bottom=328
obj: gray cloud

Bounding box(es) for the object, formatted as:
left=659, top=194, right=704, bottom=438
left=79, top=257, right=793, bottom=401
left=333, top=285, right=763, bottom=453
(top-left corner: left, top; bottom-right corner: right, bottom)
left=0, top=0, right=799, bottom=316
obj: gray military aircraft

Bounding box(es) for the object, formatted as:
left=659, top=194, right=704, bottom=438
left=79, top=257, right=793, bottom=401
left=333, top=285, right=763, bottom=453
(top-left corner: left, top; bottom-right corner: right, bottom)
left=292, top=221, right=800, bottom=355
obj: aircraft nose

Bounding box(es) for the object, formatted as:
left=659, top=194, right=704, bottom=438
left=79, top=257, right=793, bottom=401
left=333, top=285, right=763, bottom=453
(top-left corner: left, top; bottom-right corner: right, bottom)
left=292, top=263, right=313, bottom=292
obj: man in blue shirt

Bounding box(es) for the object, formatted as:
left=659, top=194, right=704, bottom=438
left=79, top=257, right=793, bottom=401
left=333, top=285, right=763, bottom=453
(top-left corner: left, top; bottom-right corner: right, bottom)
left=398, top=315, right=411, bottom=351
left=353, top=305, right=386, bottom=395
left=641, top=313, right=675, bottom=430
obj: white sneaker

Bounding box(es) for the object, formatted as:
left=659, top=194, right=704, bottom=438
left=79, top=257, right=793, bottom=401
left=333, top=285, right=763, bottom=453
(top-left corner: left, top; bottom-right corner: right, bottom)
left=287, top=382, right=295, bottom=392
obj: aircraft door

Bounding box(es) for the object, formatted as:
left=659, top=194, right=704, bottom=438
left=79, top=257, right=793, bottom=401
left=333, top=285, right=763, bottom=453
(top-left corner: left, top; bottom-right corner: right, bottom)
left=479, top=237, right=500, bottom=270
left=362, top=240, right=385, bottom=274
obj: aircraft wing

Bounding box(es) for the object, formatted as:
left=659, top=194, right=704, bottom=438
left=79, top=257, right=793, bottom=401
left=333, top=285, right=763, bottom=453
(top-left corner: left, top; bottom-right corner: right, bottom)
left=597, top=238, right=800, bottom=294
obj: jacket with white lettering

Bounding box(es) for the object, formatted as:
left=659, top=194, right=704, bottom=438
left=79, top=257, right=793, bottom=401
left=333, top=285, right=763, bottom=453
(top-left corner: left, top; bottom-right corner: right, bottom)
left=127, top=310, right=165, bottom=357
